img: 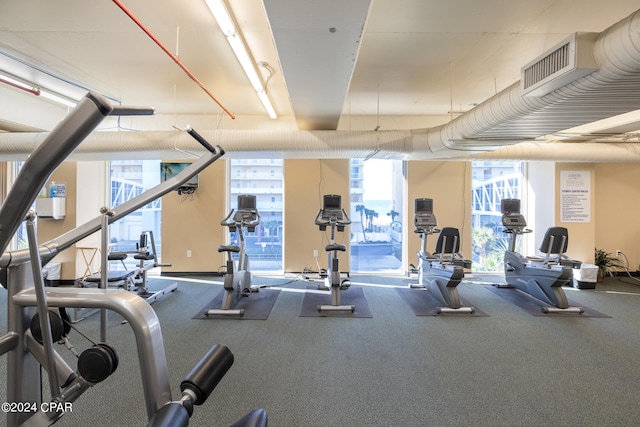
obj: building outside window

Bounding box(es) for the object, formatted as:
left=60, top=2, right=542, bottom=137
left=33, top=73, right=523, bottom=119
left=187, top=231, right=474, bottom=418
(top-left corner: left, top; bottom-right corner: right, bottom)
left=471, top=161, right=524, bottom=272
left=10, top=161, right=28, bottom=250
left=229, top=159, right=283, bottom=272
left=109, top=160, right=162, bottom=268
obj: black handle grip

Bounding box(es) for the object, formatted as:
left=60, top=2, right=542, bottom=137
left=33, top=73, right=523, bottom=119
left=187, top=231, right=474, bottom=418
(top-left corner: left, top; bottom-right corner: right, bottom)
left=180, top=344, right=234, bottom=405
left=185, top=125, right=220, bottom=154
left=109, top=106, right=155, bottom=116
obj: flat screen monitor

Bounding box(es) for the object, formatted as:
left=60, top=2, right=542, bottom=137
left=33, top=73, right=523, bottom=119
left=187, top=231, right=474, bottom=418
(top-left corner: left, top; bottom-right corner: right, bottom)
left=160, top=162, right=199, bottom=188
left=323, top=194, right=341, bottom=211
left=415, top=198, right=433, bottom=214
left=501, top=198, right=520, bottom=214
left=238, top=194, right=256, bottom=210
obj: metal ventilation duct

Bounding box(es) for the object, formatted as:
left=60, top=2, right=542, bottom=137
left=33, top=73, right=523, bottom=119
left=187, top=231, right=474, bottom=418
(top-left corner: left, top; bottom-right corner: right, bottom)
left=0, top=9, right=639, bottom=162
left=521, top=32, right=599, bottom=97
left=461, top=141, right=640, bottom=162
left=421, top=8, right=640, bottom=157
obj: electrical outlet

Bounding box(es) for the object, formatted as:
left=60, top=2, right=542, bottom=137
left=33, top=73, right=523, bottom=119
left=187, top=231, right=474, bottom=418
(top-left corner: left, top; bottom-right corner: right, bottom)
left=186, top=250, right=192, bottom=257
left=616, top=250, right=622, bottom=257
left=313, top=250, right=318, bottom=257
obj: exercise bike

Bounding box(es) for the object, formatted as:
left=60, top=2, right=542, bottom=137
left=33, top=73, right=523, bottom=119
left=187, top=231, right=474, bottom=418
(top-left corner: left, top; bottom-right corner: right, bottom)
left=410, top=198, right=474, bottom=314
left=205, top=194, right=261, bottom=317
left=499, top=198, right=583, bottom=314
left=313, top=194, right=354, bottom=312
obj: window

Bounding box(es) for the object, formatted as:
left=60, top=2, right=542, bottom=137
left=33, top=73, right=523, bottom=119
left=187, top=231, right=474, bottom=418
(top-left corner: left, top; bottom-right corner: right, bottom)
left=471, top=161, right=524, bottom=272
left=350, top=159, right=404, bottom=273
left=229, top=159, right=283, bottom=272
left=109, top=160, right=162, bottom=268
left=10, top=161, right=28, bottom=250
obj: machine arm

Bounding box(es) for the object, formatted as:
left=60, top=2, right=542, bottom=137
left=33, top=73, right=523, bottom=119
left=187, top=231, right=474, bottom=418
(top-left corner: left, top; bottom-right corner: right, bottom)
left=0, top=123, right=223, bottom=269
left=0, top=92, right=133, bottom=256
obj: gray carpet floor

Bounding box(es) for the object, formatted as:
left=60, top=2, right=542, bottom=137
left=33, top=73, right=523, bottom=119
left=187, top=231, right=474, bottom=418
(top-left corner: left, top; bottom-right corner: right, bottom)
left=2, top=274, right=640, bottom=426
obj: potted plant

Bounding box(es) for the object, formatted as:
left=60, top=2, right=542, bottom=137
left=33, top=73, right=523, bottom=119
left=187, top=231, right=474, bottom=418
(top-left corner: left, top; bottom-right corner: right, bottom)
left=594, top=248, right=623, bottom=281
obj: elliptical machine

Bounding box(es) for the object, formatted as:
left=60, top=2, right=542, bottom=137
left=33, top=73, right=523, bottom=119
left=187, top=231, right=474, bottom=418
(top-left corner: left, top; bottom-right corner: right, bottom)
left=314, top=194, right=354, bottom=312
left=206, top=194, right=261, bottom=317
left=500, top=198, right=583, bottom=314
left=410, top=198, right=474, bottom=314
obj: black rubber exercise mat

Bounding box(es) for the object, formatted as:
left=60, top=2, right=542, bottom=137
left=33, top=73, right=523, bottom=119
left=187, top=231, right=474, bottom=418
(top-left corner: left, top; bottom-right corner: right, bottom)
left=299, top=286, right=372, bottom=318
left=193, top=288, right=281, bottom=320
left=395, top=287, right=488, bottom=316
left=486, top=285, right=610, bottom=317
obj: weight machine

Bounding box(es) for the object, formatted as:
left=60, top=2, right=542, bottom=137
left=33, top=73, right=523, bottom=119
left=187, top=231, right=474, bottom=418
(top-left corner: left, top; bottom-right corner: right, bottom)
left=499, top=198, right=583, bottom=314
left=83, top=229, right=175, bottom=304
left=0, top=92, right=267, bottom=426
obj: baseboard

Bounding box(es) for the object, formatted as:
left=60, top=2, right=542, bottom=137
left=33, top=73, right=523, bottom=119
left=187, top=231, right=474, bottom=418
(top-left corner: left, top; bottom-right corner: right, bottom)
left=614, top=270, right=640, bottom=277
left=161, top=271, right=225, bottom=277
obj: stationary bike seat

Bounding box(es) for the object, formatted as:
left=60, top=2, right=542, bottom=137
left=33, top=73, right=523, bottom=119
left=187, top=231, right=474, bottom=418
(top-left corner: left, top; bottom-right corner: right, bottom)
left=325, top=243, right=346, bottom=252
left=218, top=245, right=240, bottom=253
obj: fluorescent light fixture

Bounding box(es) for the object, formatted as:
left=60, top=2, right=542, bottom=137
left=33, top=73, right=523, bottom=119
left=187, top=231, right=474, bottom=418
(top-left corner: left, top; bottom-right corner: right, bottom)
left=204, top=0, right=277, bottom=119
left=257, top=89, right=277, bottom=119
left=38, top=89, right=77, bottom=108
left=0, top=70, right=77, bottom=108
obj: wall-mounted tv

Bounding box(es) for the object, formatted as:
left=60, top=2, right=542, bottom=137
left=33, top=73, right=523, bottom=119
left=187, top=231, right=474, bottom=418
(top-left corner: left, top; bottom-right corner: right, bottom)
left=160, top=162, right=199, bottom=189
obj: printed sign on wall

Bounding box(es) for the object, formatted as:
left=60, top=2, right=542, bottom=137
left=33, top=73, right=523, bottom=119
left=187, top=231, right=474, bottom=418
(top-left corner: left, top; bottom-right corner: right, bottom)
left=560, top=170, right=591, bottom=223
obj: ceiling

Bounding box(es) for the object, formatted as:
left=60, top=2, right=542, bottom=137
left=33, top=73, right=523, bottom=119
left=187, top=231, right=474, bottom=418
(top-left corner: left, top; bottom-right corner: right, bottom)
left=1, top=0, right=640, bottom=161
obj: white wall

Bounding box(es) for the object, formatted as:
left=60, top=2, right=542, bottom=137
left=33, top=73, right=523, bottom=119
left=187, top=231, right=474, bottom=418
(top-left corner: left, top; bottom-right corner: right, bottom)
left=526, top=161, right=556, bottom=255
left=74, top=161, right=108, bottom=278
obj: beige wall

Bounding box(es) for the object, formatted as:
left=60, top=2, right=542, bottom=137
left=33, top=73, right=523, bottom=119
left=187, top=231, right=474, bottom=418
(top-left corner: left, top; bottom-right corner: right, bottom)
left=406, top=161, right=472, bottom=271
left=29, top=159, right=640, bottom=278
left=553, top=162, right=640, bottom=270
left=163, top=158, right=351, bottom=274
left=554, top=163, right=596, bottom=264
left=283, top=159, right=350, bottom=273
left=37, top=162, right=77, bottom=280
left=162, top=160, right=227, bottom=273
left=593, top=163, right=640, bottom=270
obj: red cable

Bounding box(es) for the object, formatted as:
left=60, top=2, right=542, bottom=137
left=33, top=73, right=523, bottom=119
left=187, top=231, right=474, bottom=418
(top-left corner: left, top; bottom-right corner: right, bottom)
left=0, top=77, right=41, bottom=96
left=112, top=0, right=235, bottom=119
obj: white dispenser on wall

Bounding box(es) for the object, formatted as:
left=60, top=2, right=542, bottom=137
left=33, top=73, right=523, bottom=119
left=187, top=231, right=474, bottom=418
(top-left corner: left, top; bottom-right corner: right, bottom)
left=36, top=181, right=66, bottom=219
left=36, top=198, right=66, bottom=219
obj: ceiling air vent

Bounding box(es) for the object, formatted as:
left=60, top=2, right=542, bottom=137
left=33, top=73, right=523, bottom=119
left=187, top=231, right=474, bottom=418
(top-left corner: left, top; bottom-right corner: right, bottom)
left=521, top=32, right=599, bottom=97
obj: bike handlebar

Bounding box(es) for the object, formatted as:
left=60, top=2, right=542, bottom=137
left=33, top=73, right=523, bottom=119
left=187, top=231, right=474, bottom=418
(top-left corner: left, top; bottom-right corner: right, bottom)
left=220, top=209, right=261, bottom=228
left=502, top=227, right=532, bottom=234
left=414, top=226, right=439, bottom=234
left=314, top=209, right=352, bottom=227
